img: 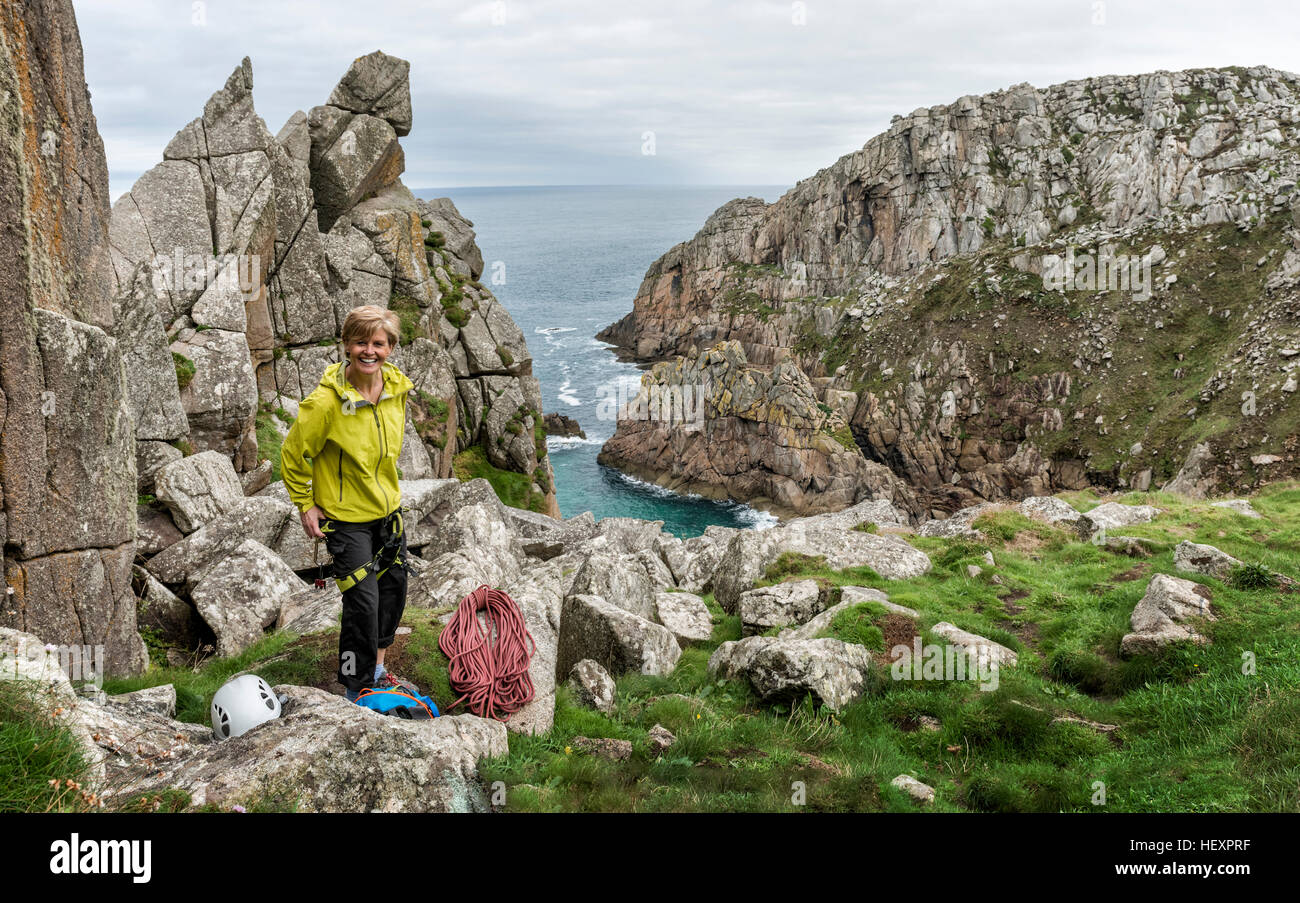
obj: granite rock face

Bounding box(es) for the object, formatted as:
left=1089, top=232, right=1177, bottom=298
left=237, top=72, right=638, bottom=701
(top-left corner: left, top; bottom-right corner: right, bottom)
left=598, top=340, right=917, bottom=518
left=599, top=66, right=1300, bottom=511
left=0, top=0, right=145, bottom=675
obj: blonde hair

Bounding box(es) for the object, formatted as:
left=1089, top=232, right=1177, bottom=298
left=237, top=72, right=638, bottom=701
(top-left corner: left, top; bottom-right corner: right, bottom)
left=340, top=305, right=401, bottom=352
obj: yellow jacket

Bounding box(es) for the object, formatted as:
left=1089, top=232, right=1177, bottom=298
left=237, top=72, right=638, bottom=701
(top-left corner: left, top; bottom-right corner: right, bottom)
left=280, top=360, right=415, bottom=522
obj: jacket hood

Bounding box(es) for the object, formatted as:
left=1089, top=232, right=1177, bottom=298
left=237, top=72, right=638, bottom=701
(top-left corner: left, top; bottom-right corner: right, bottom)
left=319, top=360, right=414, bottom=402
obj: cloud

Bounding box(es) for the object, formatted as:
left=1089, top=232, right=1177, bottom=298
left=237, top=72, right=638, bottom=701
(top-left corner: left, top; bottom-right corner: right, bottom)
left=76, top=0, right=1300, bottom=198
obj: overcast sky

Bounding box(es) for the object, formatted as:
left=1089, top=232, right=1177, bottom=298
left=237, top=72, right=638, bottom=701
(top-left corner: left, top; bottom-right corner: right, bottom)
left=75, top=0, right=1300, bottom=200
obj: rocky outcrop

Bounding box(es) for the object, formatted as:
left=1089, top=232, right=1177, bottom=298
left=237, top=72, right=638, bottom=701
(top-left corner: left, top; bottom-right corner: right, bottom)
left=566, top=659, right=617, bottom=715
left=711, top=508, right=932, bottom=613
left=556, top=594, right=682, bottom=679
left=1121, top=573, right=1216, bottom=656
left=708, top=635, right=875, bottom=711
left=543, top=412, right=586, bottom=439
left=0, top=0, right=146, bottom=676
left=598, top=340, right=917, bottom=517
left=599, top=66, right=1300, bottom=511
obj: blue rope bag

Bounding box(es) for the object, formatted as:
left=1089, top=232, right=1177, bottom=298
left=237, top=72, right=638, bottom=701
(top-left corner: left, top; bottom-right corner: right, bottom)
left=354, top=687, right=440, bottom=719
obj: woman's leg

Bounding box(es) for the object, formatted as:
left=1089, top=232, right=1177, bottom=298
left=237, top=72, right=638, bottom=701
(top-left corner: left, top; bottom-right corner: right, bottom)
left=375, top=525, right=409, bottom=663
left=326, top=518, right=382, bottom=694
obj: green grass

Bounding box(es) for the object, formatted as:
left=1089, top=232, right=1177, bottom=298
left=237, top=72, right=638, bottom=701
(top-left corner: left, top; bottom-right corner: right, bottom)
left=172, top=352, right=196, bottom=390
left=255, top=403, right=286, bottom=481
left=0, top=681, right=99, bottom=812
left=388, top=293, right=426, bottom=345
left=452, top=444, right=548, bottom=513
left=13, top=481, right=1297, bottom=813
left=480, top=480, right=1300, bottom=812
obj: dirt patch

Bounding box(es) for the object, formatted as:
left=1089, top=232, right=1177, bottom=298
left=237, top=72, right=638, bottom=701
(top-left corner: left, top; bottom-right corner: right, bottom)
left=1114, top=564, right=1151, bottom=582
left=1007, top=530, right=1048, bottom=554
left=998, top=618, right=1042, bottom=653
left=876, top=614, right=920, bottom=666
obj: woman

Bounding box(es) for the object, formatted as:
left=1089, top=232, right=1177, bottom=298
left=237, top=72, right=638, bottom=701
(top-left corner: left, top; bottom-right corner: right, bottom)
left=280, top=305, right=416, bottom=702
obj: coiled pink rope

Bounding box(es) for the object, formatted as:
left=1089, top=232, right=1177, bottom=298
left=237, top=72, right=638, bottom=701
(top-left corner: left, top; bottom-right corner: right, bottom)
left=438, top=584, right=536, bottom=721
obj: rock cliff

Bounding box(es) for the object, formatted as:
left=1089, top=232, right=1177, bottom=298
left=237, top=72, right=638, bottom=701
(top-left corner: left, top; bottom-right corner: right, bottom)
left=0, top=0, right=146, bottom=675
left=597, top=341, right=915, bottom=517
left=599, top=66, right=1300, bottom=514
left=106, top=49, right=558, bottom=516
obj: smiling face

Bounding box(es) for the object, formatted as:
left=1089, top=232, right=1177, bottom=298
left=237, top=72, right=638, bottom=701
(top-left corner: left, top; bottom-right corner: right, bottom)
left=346, top=327, right=392, bottom=379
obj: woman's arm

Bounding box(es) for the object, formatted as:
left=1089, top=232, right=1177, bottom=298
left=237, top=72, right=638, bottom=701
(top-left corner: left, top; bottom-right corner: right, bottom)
left=281, top=392, right=333, bottom=537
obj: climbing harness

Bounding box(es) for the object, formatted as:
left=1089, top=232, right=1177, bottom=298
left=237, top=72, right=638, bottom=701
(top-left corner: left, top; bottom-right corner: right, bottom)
left=438, top=584, right=537, bottom=722
left=315, top=508, right=418, bottom=594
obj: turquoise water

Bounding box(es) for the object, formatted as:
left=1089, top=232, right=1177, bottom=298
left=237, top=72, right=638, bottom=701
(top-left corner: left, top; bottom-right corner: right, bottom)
left=414, top=185, right=789, bottom=537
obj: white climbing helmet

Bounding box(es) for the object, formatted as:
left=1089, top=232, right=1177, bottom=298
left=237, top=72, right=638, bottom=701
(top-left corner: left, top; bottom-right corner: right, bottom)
left=211, top=674, right=281, bottom=741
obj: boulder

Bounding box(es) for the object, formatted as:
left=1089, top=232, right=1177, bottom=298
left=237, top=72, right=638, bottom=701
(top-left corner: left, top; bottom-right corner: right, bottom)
left=890, top=774, right=935, bottom=805
left=708, top=635, right=874, bottom=711
left=572, top=736, right=633, bottom=761
left=145, top=495, right=295, bottom=591
left=929, top=622, right=1019, bottom=669
left=1077, top=502, right=1160, bottom=538
left=917, top=502, right=998, bottom=537
left=116, top=685, right=507, bottom=812
left=106, top=684, right=177, bottom=719
left=136, top=505, right=184, bottom=556
left=1019, top=496, right=1081, bottom=524
left=137, top=440, right=185, bottom=494
left=676, top=525, right=742, bottom=594
left=1210, top=499, right=1262, bottom=519
left=276, top=582, right=342, bottom=635
left=1163, top=443, right=1215, bottom=499
left=1120, top=573, right=1215, bottom=656
left=309, top=108, right=404, bottom=232
left=556, top=594, right=681, bottom=679
left=153, top=450, right=248, bottom=533
left=712, top=519, right=931, bottom=614
left=134, top=566, right=204, bottom=649
left=1101, top=535, right=1157, bottom=557
left=652, top=591, right=714, bottom=644
left=738, top=579, right=825, bottom=635
left=1173, top=540, right=1243, bottom=580
left=648, top=724, right=677, bottom=755
left=327, top=50, right=413, bottom=136
left=567, top=550, right=659, bottom=621
left=499, top=561, right=564, bottom=736
left=566, top=659, right=617, bottom=715
left=189, top=539, right=305, bottom=656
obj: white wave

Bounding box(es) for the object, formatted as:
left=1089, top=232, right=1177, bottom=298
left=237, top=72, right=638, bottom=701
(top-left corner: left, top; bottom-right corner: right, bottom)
left=546, top=435, right=603, bottom=448
left=736, top=507, right=781, bottom=531
left=613, top=470, right=704, bottom=500
left=556, top=378, right=581, bottom=407
left=611, top=471, right=779, bottom=530
left=535, top=326, right=577, bottom=335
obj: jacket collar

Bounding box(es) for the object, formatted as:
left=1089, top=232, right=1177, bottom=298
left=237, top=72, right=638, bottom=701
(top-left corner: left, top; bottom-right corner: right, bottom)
left=320, top=360, right=414, bottom=405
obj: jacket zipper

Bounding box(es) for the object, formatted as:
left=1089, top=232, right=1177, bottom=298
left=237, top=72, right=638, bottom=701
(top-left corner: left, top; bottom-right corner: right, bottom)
left=372, top=403, right=389, bottom=515
left=338, top=445, right=344, bottom=502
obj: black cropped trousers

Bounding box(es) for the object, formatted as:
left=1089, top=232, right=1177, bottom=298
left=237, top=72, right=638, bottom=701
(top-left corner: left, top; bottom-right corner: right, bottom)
left=322, top=513, right=408, bottom=693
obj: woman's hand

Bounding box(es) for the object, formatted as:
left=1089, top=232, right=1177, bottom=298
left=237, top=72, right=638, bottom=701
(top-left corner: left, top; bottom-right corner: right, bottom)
left=301, top=505, right=327, bottom=539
